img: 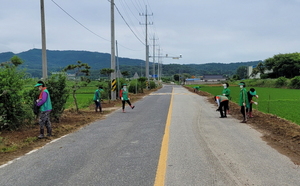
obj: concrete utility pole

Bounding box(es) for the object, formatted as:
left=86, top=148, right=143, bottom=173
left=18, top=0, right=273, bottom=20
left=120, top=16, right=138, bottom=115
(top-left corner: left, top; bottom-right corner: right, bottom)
left=150, top=49, right=183, bottom=81
left=40, top=0, right=47, bottom=79
left=150, top=35, right=158, bottom=80
left=110, top=0, right=116, bottom=100
left=140, top=6, right=153, bottom=80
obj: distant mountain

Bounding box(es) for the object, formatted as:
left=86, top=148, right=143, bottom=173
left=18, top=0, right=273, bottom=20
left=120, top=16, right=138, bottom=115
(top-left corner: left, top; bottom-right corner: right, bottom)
left=0, top=49, right=145, bottom=78
left=0, top=49, right=261, bottom=78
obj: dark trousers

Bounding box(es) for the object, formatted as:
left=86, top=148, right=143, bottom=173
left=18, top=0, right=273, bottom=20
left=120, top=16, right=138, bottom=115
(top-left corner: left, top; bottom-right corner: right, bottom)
left=219, top=100, right=229, bottom=117
left=39, top=111, right=51, bottom=129
left=122, top=100, right=132, bottom=109
left=241, top=106, right=246, bottom=120
left=95, top=100, right=102, bottom=112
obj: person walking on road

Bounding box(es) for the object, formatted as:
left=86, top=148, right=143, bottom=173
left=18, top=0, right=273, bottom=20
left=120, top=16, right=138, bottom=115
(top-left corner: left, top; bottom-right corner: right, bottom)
left=247, top=88, right=259, bottom=118
left=93, top=86, right=104, bottom=113
left=35, top=81, right=52, bottom=138
left=238, top=82, right=249, bottom=123
left=222, top=83, right=231, bottom=114
left=214, top=95, right=229, bottom=118
left=120, top=84, right=135, bottom=113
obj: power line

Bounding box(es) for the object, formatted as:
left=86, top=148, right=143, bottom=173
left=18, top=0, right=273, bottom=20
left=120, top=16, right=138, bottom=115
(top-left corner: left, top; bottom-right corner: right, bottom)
left=114, top=4, right=145, bottom=45
left=50, top=0, right=110, bottom=42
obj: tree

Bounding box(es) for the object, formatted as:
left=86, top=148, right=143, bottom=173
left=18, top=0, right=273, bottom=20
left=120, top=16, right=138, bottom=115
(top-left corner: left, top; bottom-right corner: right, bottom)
left=63, top=61, right=91, bottom=113
left=0, top=56, right=30, bottom=130
left=173, top=74, right=179, bottom=81
left=0, top=55, right=23, bottom=67
left=121, top=71, right=129, bottom=77
left=264, top=53, right=300, bottom=78
left=236, top=66, right=247, bottom=79
left=138, top=77, right=147, bottom=93
left=100, top=68, right=115, bottom=80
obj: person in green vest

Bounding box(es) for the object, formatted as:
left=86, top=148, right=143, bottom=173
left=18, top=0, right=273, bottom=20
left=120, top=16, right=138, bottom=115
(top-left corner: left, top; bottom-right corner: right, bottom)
left=93, top=86, right=104, bottom=113
left=193, top=86, right=200, bottom=93
left=35, top=81, right=52, bottom=139
left=222, top=83, right=231, bottom=114
left=214, top=95, right=229, bottom=118
left=238, top=82, right=249, bottom=123
left=119, top=83, right=135, bottom=113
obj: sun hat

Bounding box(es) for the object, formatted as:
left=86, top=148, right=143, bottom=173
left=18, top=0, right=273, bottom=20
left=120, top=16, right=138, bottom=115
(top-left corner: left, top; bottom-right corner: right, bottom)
left=34, top=83, right=43, bottom=87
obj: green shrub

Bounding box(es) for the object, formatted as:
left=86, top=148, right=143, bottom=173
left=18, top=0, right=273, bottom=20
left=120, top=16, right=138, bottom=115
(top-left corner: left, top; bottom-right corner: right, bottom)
left=289, top=76, right=300, bottom=89
left=0, top=63, right=31, bottom=130
left=128, top=79, right=141, bottom=94
left=149, top=81, right=156, bottom=89
left=275, top=77, right=288, bottom=88
left=47, top=74, right=69, bottom=122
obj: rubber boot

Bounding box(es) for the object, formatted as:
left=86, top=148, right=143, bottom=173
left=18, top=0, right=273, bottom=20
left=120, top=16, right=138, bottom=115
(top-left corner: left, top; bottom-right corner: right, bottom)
left=38, top=129, right=44, bottom=139
left=46, top=126, right=52, bottom=137
left=249, top=112, right=254, bottom=118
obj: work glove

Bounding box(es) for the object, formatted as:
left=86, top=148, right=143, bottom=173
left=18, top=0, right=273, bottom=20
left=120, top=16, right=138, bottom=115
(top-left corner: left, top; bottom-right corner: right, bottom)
left=121, top=97, right=123, bottom=100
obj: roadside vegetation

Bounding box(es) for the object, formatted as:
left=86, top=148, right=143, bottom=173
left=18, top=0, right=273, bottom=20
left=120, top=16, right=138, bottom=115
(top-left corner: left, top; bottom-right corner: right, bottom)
left=0, top=56, right=160, bottom=155
left=187, top=84, right=300, bottom=125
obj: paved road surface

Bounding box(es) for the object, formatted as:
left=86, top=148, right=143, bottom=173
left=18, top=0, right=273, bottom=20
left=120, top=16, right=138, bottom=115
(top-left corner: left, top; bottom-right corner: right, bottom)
left=1, top=85, right=300, bottom=186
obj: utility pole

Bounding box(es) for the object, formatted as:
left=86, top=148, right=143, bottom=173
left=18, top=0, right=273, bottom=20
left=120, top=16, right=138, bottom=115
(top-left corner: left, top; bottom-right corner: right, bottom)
left=157, top=47, right=161, bottom=81
left=40, top=0, right=47, bottom=79
left=140, top=6, right=153, bottom=81
left=150, top=35, right=158, bottom=80
left=110, top=0, right=116, bottom=100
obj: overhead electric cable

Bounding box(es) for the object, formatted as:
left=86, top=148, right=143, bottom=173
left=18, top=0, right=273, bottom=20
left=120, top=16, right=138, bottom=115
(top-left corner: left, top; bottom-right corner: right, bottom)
left=114, top=4, right=145, bottom=45
left=51, top=0, right=110, bottom=42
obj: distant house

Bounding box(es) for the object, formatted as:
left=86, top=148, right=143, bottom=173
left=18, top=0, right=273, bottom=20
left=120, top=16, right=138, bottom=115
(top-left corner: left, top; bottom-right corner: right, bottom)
left=203, top=74, right=226, bottom=82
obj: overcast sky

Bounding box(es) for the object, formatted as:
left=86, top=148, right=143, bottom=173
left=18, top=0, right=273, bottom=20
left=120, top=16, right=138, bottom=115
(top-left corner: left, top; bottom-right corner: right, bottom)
left=1, top=0, right=300, bottom=64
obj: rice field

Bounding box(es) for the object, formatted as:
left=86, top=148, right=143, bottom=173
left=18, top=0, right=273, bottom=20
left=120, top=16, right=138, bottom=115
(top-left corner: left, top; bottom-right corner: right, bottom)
left=188, top=85, right=300, bottom=125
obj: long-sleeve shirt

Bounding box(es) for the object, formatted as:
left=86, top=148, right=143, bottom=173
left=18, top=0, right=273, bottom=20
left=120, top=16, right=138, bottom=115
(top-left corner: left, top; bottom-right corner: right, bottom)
left=37, top=89, right=52, bottom=112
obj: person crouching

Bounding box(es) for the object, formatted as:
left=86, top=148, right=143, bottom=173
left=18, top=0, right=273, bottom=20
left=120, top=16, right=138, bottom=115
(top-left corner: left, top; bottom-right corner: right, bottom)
left=214, top=95, right=229, bottom=118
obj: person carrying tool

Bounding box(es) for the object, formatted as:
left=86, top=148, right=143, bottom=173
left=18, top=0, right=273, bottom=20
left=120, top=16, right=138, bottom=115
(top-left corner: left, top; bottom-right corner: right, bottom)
left=238, top=82, right=249, bottom=123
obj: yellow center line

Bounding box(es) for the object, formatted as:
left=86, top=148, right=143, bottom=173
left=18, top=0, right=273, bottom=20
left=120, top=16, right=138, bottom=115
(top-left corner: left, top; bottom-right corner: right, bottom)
left=154, top=88, right=174, bottom=186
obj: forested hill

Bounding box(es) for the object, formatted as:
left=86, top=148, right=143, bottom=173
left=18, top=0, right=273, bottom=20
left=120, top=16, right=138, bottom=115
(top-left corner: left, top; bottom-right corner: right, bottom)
left=0, top=49, right=261, bottom=78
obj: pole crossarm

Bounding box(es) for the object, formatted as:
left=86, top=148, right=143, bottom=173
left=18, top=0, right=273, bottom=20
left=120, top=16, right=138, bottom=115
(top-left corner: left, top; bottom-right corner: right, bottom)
left=149, top=54, right=182, bottom=59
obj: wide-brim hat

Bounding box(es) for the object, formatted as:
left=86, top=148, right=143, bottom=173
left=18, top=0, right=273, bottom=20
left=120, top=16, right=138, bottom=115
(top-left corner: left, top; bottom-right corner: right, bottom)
left=34, top=83, right=43, bottom=87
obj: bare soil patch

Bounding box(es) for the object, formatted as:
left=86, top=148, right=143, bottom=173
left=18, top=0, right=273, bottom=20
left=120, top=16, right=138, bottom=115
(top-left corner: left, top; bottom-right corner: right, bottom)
left=0, top=89, right=153, bottom=166
left=187, top=86, right=300, bottom=165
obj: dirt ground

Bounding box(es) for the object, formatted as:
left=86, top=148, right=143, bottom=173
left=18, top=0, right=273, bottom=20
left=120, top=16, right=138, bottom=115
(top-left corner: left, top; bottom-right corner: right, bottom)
left=0, top=89, right=152, bottom=166
left=1, top=86, right=300, bottom=166
left=186, top=86, right=300, bottom=165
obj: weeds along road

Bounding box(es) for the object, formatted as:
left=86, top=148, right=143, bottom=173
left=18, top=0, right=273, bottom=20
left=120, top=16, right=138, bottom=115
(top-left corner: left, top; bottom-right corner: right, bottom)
left=1, top=85, right=300, bottom=185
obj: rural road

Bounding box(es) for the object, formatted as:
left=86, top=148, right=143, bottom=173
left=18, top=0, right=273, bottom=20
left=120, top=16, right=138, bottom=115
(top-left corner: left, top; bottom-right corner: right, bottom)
left=1, top=85, right=300, bottom=186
